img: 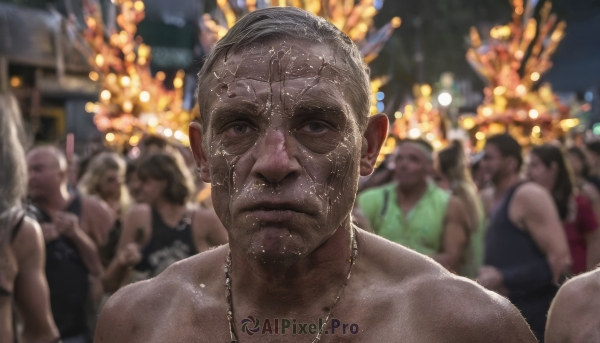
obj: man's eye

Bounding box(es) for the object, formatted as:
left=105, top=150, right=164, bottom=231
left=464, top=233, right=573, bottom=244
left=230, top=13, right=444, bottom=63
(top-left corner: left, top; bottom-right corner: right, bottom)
left=227, top=124, right=252, bottom=135
left=300, top=122, right=328, bottom=134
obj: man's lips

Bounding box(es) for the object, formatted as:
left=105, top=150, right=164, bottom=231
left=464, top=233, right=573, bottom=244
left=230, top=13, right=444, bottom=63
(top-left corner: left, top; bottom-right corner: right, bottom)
left=249, top=210, right=299, bottom=223
left=239, top=200, right=314, bottom=222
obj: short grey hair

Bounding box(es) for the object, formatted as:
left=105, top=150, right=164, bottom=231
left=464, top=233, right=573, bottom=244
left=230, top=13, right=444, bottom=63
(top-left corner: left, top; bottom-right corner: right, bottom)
left=196, top=6, right=371, bottom=130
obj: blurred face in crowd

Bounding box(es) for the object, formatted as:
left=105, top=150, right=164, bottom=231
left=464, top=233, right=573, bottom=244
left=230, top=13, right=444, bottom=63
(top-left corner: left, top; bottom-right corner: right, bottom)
left=567, top=152, right=584, bottom=178
left=526, top=152, right=557, bottom=191
left=98, top=168, right=122, bottom=200
left=26, top=149, right=64, bottom=201
left=189, top=39, right=382, bottom=265
left=481, top=144, right=513, bottom=184
left=394, top=143, right=432, bottom=189
left=137, top=177, right=166, bottom=206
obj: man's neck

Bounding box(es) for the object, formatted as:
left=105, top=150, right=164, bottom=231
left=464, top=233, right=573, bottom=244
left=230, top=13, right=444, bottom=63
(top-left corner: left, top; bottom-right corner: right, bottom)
left=493, top=173, right=521, bottom=201
left=153, top=198, right=186, bottom=226
left=33, top=185, right=71, bottom=213
left=229, top=222, right=355, bottom=316
left=395, top=181, right=428, bottom=212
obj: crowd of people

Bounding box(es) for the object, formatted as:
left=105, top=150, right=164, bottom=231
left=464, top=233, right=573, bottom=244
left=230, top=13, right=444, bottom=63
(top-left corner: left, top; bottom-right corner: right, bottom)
left=356, top=134, right=600, bottom=342
left=0, top=91, right=228, bottom=343
left=1, top=7, right=599, bottom=343
left=3, top=94, right=600, bottom=343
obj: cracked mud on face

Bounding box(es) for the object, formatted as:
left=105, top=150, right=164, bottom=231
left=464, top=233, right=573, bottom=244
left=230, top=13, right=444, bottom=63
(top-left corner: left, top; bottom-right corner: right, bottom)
left=202, top=39, right=364, bottom=265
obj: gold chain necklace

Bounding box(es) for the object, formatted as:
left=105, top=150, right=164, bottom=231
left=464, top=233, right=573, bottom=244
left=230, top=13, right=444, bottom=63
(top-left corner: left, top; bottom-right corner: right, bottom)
left=225, top=226, right=358, bottom=342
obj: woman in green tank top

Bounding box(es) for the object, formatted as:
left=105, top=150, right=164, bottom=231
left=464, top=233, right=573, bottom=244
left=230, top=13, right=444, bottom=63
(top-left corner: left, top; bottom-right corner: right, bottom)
left=434, top=141, right=485, bottom=279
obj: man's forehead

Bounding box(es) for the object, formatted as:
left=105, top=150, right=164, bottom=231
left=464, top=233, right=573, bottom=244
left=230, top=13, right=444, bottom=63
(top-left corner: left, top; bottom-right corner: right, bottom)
left=203, top=40, right=357, bottom=121
left=28, top=149, right=59, bottom=167
left=210, top=40, right=346, bottom=84
left=398, top=143, right=433, bottom=162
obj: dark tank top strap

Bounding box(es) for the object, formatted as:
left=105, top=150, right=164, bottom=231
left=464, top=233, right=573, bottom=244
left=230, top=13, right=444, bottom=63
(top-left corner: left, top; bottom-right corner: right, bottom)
left=495, top=181, right=527, bottom=218
left=10, top=212, right=26, bottom=243
left=65, top=193, right=83, bottom=218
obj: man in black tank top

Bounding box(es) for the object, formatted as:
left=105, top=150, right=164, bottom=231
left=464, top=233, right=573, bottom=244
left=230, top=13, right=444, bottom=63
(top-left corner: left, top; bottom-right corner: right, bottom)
left=478, top=134, right=571, bottom=342
left=27, top=147, right=104, bottom=343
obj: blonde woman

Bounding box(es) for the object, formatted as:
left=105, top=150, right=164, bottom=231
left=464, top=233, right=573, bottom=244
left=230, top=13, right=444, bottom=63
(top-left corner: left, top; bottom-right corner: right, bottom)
left=78, top=152, right=131, bottom=266
left=434, top=140, right=485, bottom=278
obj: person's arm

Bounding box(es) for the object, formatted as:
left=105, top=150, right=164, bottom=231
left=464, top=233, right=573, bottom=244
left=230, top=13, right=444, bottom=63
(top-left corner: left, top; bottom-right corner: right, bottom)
left=53, top=211, right=103, bottom=277
left=102, top=205, right=149, bottom=292
left=513, top=184, right=572, bottom=284
left=12, top=217, right=60, bottom=343
left=102, top=243, right=141, bottom=293
left=82, top=196, right=116, bottom=247
left=430, top=196, right=468, bottom=272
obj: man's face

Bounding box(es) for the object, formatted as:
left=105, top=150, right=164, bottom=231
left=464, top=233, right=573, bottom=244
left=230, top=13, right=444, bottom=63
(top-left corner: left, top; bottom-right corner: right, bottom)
left=195, top=39, right=364, bottom=264
left=27, top=150, right=63, bottom=200
left=481, top=144, right=507, bottom=184
left=394, top=144, right=431, bottom=188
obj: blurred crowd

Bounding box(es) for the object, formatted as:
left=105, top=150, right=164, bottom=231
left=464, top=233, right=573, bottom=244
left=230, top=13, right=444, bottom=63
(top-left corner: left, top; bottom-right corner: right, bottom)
left=2, top=89, right=600, bottom=342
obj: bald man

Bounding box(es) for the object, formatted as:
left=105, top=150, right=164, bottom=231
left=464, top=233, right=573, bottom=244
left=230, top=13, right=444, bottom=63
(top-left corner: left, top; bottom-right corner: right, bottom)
left=358, top=139, right=469, bottom=273
left=545, top=267, right=600, bottom=342
left=27, top=146, right=109, bottom=343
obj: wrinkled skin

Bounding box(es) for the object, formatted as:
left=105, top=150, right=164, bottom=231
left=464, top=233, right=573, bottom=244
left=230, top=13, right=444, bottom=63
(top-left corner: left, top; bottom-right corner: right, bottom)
left=198, top=40, right=364, bottom=268
left=95, top=38, right=537, bottom=343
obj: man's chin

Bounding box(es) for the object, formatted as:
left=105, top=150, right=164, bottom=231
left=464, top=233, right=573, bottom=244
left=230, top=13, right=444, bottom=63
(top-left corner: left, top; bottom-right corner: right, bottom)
left=248, top=227, right=305, bottom=262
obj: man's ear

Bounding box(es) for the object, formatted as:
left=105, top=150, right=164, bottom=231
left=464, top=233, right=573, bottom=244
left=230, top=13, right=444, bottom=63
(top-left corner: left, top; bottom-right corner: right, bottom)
left=360, top=113, right=389, bottom=176
left=189, top=122, right=211, bottom=183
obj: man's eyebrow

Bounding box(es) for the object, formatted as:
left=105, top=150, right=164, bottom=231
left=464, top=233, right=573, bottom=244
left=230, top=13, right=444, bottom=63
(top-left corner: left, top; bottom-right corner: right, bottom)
left=291, top=100, right=347, bottom=117
left=210, top=100, right=261, bottom=122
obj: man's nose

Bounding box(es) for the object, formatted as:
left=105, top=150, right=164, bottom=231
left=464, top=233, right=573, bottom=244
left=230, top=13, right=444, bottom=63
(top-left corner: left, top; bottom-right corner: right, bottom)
left=251, top=130, right=301, bottom=185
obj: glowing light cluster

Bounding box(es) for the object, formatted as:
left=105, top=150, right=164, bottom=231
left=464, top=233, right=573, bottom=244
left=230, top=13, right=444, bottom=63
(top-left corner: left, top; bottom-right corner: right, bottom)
left=463, top=0, right=570, bottom=148
left=76, top=0, right=192, bottom=147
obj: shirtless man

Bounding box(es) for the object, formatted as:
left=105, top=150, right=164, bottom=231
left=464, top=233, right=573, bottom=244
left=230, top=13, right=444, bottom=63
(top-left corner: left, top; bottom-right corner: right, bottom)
left=95, top=7, right=537, bottom=342
left=27, top=146, right=108, bottom=342
left=545, top=267, right=600, bottom=342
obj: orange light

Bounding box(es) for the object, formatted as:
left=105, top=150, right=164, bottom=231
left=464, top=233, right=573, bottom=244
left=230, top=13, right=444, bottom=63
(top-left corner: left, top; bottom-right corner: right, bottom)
left=134, top=1, right=145, bottom=11
left=95, top=54, right=105, bottom=67
left=129, top=135, right=140, bottom=146
left=9, top=76, right=21, bottom=88
left=89, top=71, right=99, bottom=81
left=139, top=91, right=150, bottom=102
left=529, top=109, right=539, bottom=119
left=123, top=101, right=133, bottom=113
left=173, top=78, right=183, bottom=89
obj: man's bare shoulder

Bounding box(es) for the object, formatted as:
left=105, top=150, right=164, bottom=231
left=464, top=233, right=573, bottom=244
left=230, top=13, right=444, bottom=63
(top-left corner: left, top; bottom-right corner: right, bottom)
left=558, top=268, right=600, bottom=301
left=11, top=217, right=44, bottom=264
left=512, top=182, right=551, bottom=203
left=81, top=194, right=113, bottom=216
left=359, top=230, right=536, bottom=342
left=546, top=268, right=600, bottom=343
left=96, top=245, right=229, bottom=342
